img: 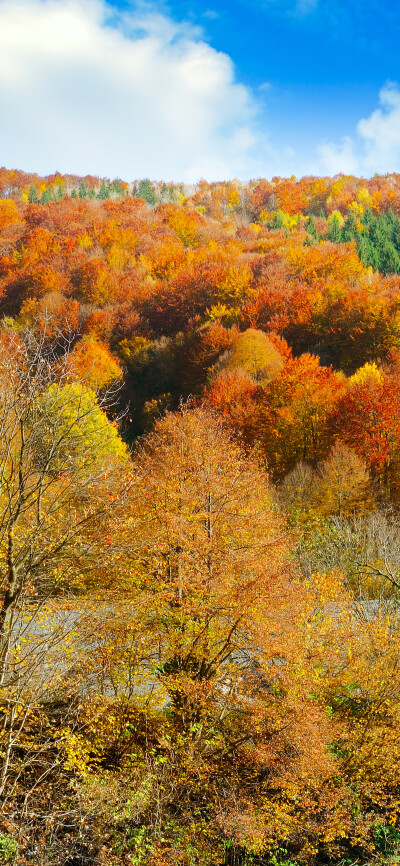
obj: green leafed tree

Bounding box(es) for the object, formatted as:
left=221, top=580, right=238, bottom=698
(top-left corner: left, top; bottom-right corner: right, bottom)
left=138, top=179, right=156, bottom=205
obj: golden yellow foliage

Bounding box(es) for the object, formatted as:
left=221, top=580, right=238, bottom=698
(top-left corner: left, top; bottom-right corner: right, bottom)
left=348, top=360, right=382, bottom=388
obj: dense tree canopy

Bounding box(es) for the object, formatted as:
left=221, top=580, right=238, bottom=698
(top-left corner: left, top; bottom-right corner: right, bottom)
left=2, top=168, right=400, bottom=864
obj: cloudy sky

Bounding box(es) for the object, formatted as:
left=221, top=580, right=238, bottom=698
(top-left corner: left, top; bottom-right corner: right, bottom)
left=0, top=0, right=400, bottom=181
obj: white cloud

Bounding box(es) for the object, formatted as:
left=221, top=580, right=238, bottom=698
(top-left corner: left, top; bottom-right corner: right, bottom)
left=202, top=9, right=220, bottom=20
left=317, top=136, right=359, bottom=176
left=0, top=0, right=275, bottom=181
left=10, top=1, right=398, bottom=184
left=318, top=84, right=400, bottom=176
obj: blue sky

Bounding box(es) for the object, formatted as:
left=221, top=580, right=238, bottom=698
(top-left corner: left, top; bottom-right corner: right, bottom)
left=142, top=0, right=400, bottom=147
left=156, top=0, right=396, bottom=88
left=0, top=0, right=399, bottom=181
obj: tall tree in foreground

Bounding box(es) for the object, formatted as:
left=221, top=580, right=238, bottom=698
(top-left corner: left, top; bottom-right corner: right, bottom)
left=75, top=407, right=345, bottom=865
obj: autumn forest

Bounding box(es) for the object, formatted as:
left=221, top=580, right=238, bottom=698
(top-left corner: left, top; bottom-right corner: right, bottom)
left=2, top=167, right=400, bottom=865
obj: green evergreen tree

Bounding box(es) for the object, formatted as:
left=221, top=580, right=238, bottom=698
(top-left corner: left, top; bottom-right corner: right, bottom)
left=78, top=181, right=88, bottom=199
left=327, top=213, right=343, bottom=243
left=98, top=180, right=110, bottom=200
left=384, top=210, right=400, bottom=256
left=361, top=207, right=375, bottom=229
left=307, top=214, right=319, bottom=241
left=378, top=238, right=400, bottom=274
left=40, top=187, right=53, bottom=204
left=138, top=179, right=156, bottom=205
left=372, top=220, right=393, bottom=265
left=357, top=235, right=380, bottom=270
left=269, top=211, right=284, bottom=229
left=342, top=214, right=357, bottom=243
left=28, top=185, right=38, bottom=204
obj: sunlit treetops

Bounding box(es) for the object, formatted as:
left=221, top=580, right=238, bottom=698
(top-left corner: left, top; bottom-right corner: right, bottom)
left=3, top=166, right=400, bottom=218
left=1, top=167, right=400, bottom=488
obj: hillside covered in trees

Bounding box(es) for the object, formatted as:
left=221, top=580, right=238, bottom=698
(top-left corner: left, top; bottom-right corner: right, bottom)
left=2, top=168, right=400, bottom=865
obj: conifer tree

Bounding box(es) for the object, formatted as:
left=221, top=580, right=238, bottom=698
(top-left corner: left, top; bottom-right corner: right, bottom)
left=138, top=179, right=156, bottom=205
left=327, top=212, right=343, bottom=243
left=28, top=184, right=38, bottom=203
left=98, top=179, right=110, bottom=199
left=307, top=214, right=319, bottom=240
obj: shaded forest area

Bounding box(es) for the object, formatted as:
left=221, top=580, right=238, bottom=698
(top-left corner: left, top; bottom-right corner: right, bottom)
left=2, top=169, right=400, bottom=865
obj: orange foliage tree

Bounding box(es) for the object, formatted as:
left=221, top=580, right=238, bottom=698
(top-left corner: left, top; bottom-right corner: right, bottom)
left=257, top=353, right=345, bottom=478
left=332, top=363, right=400, bottom=496
left=86, top=406, right=345, bottom=864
